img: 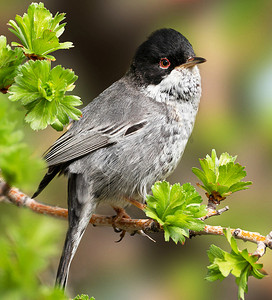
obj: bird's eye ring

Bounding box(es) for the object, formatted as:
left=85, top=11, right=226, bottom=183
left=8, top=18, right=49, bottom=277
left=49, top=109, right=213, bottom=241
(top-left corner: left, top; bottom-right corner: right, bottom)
left=159, top=58, right=171, bottom=69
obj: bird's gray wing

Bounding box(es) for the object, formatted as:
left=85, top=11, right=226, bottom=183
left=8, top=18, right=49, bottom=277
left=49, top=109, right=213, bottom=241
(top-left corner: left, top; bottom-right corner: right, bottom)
left=44, top=119, right=148, bottom=167
left=44, top=76, right=164, bottom=167
left=45, top=130, right=110, bottom=167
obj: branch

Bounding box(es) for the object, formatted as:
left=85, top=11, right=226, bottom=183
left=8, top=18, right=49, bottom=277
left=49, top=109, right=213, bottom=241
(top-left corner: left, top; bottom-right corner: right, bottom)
left=0, top=180, right=161, bottom=234
left=0, top=179, right=271, bottom=253
left=200, top=206, right=229, bottom=220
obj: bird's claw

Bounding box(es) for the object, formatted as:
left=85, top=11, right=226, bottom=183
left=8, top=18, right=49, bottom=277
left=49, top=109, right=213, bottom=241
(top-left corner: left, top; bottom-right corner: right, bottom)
left=111, top=206, right=131, bottom=242
left=115, top=230, right=126, bottom=242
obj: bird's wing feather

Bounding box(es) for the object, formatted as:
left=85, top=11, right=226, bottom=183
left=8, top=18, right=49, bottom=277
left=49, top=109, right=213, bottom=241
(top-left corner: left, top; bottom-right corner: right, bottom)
left=45, top=131, right=111, bottom=166
left=44, top=120, right=147, bottom=167
left=44, top=77, right=165, bottom=167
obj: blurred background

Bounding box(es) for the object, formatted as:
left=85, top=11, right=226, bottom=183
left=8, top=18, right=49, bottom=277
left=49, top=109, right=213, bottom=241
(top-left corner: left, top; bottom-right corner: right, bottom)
left=0, top=0, right=272, bottom=299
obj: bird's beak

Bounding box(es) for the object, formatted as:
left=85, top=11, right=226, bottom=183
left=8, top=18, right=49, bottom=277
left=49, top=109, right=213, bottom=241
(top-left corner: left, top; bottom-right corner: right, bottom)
left=176, top=56, right=206, bottom=69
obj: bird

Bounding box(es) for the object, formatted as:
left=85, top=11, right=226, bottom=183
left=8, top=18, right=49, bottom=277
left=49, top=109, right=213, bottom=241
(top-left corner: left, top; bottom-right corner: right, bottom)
left=33, top=28, right=206, bottom=289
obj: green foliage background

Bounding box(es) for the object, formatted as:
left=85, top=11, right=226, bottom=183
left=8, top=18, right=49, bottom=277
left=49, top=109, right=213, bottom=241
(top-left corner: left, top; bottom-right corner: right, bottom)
left=0, top=0, right=272, bottom=299
left=0, top=207, right=67, bottom=300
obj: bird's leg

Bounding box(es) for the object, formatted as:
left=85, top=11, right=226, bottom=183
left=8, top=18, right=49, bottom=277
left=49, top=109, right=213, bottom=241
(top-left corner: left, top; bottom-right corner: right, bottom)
left=112, top=206, right=131, bottom=220
left=111, top=199, right=148, bottom=242
left=125, top=197, right=146, bottom=211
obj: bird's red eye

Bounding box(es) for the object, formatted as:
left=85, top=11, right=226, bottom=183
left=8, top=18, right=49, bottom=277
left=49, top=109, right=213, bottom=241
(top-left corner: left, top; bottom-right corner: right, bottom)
left=159, top=58, right=171, bottom=69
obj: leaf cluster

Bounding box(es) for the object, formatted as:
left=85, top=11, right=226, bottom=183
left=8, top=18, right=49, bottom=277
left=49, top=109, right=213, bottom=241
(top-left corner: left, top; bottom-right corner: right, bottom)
left=192, top=149, right=252, bottom=200
left=9, top=60, right=82, bottom=130
left=0, top=36, right=25, bottom=90
left=8, top=2, right=73, bottom=60
left=0, top=2, right=81, bottom=131
left=206, top=229, right=266, bottom=300
left=0, top=95, right=45, bottom=190
left=145, top=181, right=207, bottom=244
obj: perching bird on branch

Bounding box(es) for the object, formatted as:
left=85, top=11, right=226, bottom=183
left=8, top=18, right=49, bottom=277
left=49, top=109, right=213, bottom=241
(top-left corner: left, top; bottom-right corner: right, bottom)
left=33, top=28, right=206, bottom=289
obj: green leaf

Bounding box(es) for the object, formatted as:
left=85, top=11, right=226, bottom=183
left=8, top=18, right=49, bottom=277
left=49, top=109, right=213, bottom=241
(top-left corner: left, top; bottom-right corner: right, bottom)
left=145, top=181, right=206, bottom=244
left=8, top=60, right=81, bottom=130
left=0, top=94, right=45, bottom=190
left=8, top=2, right=73, bottom=60
left=192, top=149, right=252, bottom=200
left=218, top=163, right=246, bottom=187
left=24, top=99, right=57, bottom=130
left=206, top=229, right=267, bottom=300
left=164, top=226, right=187, bottom=244
left=151, top=181, right=171, bottom=217
left=236, top=266, right=250, bottom=300
left=206, top=264, right=225, bottom=282
left=0, top=35, right=25, bottom=90
left=207, top=244, right=225, bottom=262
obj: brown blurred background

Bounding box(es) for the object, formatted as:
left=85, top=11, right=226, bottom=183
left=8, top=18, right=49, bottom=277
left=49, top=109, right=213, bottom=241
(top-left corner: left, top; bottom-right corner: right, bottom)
left=1, top=0, right=272, bottom=299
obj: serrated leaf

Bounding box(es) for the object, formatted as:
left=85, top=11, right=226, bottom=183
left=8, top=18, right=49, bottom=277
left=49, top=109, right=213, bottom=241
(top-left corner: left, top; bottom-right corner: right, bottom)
left=206, top=229, right=267, bottom=300
left=251, top=265, right=266, bottom=279
left=199, top=159, right=217, bottom=183
left=25, top=99, right=57, bottom=130
left=8, top=60, right=81, bottom=130
left=145, top=181, right=205, bottom=244
left=229, top=181, right=252, bottom=193
left=192, top=167, right=208, bottom=186
left=31, top=30, right=61, bottom=57
left=169, top=183, right=185, bottom=209
left=193, top=204, right=208, bottom=218
left=182, top=182, right=203, bottom=204
left=206, top=266, right=225, bottom=282
left=193, top=149, right=252, bottom=200
left=236, top=266, right=250, bottom=300
left=164, top=226, right=187, bottom=244
left=220, top=253, right=248, bottom=277
left=218, top=163, right=246, bottom=187
left=0, top=35, right=25, bottom=90
left=60, top=102, right=82, bottom=120
left=224, top=228, right=239, bottom=255
left=207, top=244, right=225, bottom=262
left=166, top=213, right=205, bottom=232
left=8, top=2, right=73, bottom=59
left=151, top=181, right=171, bottom=217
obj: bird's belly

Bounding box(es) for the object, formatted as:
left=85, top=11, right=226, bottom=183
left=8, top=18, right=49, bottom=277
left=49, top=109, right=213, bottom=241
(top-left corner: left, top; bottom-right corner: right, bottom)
left=156, top=126, right=189, bottom=181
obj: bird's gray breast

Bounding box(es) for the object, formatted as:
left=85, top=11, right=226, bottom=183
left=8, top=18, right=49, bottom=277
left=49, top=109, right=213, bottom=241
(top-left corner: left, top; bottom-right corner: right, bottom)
left=155, top=100, right=198, bottom=180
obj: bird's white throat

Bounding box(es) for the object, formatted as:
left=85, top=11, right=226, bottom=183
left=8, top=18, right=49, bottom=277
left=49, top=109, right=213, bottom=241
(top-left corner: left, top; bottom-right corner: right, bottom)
left=142, top=65, right=201, bottom=104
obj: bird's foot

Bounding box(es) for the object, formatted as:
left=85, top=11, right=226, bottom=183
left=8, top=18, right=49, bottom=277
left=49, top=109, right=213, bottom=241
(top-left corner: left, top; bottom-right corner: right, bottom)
left=112, top=206, right=131, bottom=242
left=111, top=204, right=153, bottom=242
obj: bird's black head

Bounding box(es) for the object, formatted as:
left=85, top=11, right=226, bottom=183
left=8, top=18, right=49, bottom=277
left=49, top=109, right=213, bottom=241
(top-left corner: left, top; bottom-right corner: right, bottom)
left=129, top=28, right=205, bottom=86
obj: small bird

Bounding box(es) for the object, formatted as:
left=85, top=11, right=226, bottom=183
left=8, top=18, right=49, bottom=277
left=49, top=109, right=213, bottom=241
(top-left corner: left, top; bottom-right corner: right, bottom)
left=33, top=28, right=206, bottom=289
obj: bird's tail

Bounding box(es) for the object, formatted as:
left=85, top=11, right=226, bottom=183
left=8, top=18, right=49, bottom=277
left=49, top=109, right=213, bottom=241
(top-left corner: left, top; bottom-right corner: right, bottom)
left=55, top=173, right=96, bottom=289
left=32, top=166, right=61, bottom=198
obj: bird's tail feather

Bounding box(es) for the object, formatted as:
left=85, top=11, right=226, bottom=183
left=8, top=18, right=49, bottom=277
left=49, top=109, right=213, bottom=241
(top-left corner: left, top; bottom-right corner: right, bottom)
left=55, top=173, right=95, bottom=289
left=32, top=166, right=61, bottom=198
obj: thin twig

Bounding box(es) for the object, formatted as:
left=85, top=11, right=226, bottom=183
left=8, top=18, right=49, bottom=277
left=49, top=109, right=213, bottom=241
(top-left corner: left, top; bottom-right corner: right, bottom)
left=200, top=206, right=229, bottom=220
left=253, top=242, right=266, bottom=257
left=192, top=225, right=266, bottom=245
